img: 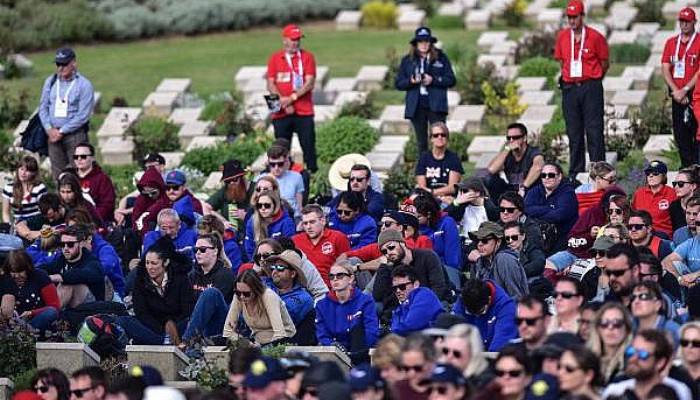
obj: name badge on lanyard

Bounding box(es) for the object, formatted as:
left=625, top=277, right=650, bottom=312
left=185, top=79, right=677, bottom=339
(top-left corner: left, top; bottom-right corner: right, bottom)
left=570, top=28, right=585, bottom=79
left=674, top=33, right=697, bottom=79
left=285, top=51, right=304, bottom=91
left=419, top=57, right=429, bottom=95
left=54, top=78, right=76, bottom=118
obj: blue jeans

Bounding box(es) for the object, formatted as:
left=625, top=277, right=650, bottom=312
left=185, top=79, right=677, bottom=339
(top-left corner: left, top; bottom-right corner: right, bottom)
left=547, top=250, right=577, bottom=272
left=183, top=288, right=228, bottom=340
left=29, top=308, right=58, bottom=331
left=444, top=266, right=462, bottom=290
left=117, top=315, right=188, bottom=345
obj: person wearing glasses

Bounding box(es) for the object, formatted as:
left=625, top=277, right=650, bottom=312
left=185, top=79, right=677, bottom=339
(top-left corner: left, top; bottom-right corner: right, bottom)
left=524, top=162, right=578, bottom=253
left=632, top=160, right=677, bottom=238
left=328, top=162, right=385, bottom=222
left=30, top=368, right=70, bottom=400
left=603, top=330, right=692, bottom=400
left=627, top=210, right=674, bottom=260
left=679, top=321, right=700, bottom=389
left=182, top=233, right=235, bottom=343
left=277, top=237, right=328, bottom=302
left=492, top=345, right=532, bottom=400
left=424, top=363, right=469, bottom=400
left=197, top=214, right=242, bottom=275
left=575, top=161, right=617, bottom=215
left=223, top=269, right=296, bottom=345
left=72, top=143, right=115, bottom=224
left=328, top=191, right=378, bottom=250
left=243, top=191, right=295, bottom=261
left=486, top=123, right=545, bottom=201
left=513, top=295, right=550, bottom=352
left=503, top=221, right=545, bottom=286
left=132, top=166, right=169, bottom=235
left=415, top=122, right=463, bottom=203
left=389, top=265, right=442, bottom=337
left=393, top=333, right=439, bottom=398
left=38, top=47, right=94, bottom=180
left=674, top=194, right=700, bottom=245
left=163, top=170, right=203, bottom=217
left=671, top=168, right=699, bottom=232
left=237, top=238, right=284, bottom=277
left=438, top=324, right=491, bottom=389
left=547, top=277, right=584, bottom=334
left=314, top=261, right=378, bottom=362
left=587, top=302, right=634, bottom=384
left=557, top=345, right=602, bottom=400
left=142, top=208, right=197, bottom=262
left=260, top=145, right=304, bottom=219
left=630, top=281, right=681, bottom=345
left=69, top=367, right=106, bottom=400
left=497, top=191, right=544, bottom=251
left=204, top=159, right=250, bottom=234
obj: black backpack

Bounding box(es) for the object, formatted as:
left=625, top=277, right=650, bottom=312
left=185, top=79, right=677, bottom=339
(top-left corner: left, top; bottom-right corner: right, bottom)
left=77, top=313, right=128, bottom=358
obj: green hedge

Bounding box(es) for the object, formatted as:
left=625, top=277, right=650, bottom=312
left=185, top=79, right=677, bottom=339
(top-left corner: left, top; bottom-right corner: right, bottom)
left=518, top=56, right=560, bottom=88
left=316, top=117, right=379, bottom=164
left=130, top=116, right=180, bottom=161
left=610, top=43, right=651, bottom=64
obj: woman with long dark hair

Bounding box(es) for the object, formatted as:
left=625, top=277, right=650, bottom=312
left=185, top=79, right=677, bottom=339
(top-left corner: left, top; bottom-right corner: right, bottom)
left=2, top=155, right=46, bottom=223
left=30, top=368, right=70, bottom=400
left=57, top=172, right=101, bottom=226
left=328, top=191, right=377, bottom=249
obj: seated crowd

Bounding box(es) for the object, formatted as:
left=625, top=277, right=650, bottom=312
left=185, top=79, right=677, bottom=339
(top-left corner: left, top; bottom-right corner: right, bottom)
left=3, top=129, right=700, bottom=400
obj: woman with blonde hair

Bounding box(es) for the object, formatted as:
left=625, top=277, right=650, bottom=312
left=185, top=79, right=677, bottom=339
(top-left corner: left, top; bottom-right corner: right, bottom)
left=2, top=155, right=46, bottom=223
left=223, top=269, right=295, bottom=345
left=373, top=334, right=406, bottom=385
left=575, top=161, right=617, bottom=215
left=243, top=190, right=295, bottom=260
left=586, top=301, right=634, bottom=384
left=439, top=323, right=492, bottom=388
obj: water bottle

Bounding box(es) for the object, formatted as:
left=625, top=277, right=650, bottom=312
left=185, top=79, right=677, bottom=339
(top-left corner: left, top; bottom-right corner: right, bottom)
left=163, top=334, right=171, bottom=345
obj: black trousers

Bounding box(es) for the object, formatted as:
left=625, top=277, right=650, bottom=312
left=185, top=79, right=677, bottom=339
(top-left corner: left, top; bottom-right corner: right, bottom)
left=272, top=114, right=318, bottom=172
left=561, top=79, right=605, bottom=176
left=671, top=97, right=698, bottom=167
left=410, top=106, right=447, bottom=155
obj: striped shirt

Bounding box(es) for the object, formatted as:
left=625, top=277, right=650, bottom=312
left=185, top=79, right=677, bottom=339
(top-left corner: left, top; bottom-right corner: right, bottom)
left=2, top=183, right=47, bottom=221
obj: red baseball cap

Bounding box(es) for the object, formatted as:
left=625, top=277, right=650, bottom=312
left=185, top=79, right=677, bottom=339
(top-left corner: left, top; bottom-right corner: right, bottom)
left=679, top=7, right=697, bottom=22
left=282, top=24, right=303, bottom=40
left=566, top=0, right=585, bottom=16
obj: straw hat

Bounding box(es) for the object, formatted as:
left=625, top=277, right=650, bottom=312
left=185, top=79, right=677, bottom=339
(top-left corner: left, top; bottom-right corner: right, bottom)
left=328, top=154, right=371, bottom=192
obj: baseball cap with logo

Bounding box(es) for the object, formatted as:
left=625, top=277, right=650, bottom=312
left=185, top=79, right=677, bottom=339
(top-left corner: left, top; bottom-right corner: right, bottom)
left=165, top=170, right=186, bottom=186
left=643, top=160, right=668, bottom=175
left=282, top=24, right=303, bottom=40
left=55, top=47, right=76, bottom=65
left=679, top=7, right=697, bottom=22
left=244, top=357, right=289, bottom=389
left=566, top=0, right=585, bottom=16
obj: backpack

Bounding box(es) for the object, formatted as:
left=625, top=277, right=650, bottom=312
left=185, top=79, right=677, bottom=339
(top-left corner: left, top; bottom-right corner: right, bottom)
left=77, top=314, right=128, bottom=358
left=536, top=220, right=558, bottom=255
left=20, top=74, right=57, bottom=156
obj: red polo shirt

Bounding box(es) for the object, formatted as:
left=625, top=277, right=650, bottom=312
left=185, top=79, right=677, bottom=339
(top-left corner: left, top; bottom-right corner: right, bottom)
left=344, top=235, right=434, bottom=262
left=293, top=228, right=350, bottom=286
left=631, top=185, right=677, bottom=237
left=267, top=49, right=316, bottom=120
left=554, top=25, right=609, bottom=83
left=662, top=33, right=700, bottom=89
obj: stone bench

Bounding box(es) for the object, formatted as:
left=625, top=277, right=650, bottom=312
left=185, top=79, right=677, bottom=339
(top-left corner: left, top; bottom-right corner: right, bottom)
left=621, top=66, right=654, bottom=90
left=465, top=10, right=492, bottom=30
left=178, top=120, right=213, bottom=148
left=477, top=31, right=509, bottom=52
left=467, top=136, right=505, bottom=161
left=0, top=378, right=12, bottom=400
left=143, top=91, right=179, bottom=118
left=285, top=346, right=353, bottom=372
left=334, top=91, right=368, bottom=109
left=477, top=54, right=507, bottom=68
left=397, top=10, right=426, bottom=31
left=161, top=151, right=186, bottom=169
left=608, top=30, right=639, bottom=45
left=631, top=22, right=660, bottom=43
left=520, top=91, right=554, bottom=106
left=234, top=66, right=267, bottom=89
left=169, top=107, right=203, bottom=125
left=101, top=137, right=135, bottom=166
left=186, top=135, right=225, bottom=152
left=336, top=10, right=362, bottom=31
left=438, top=2, right=465, bottom=16
left=643, top=135, right=674, bottom=160
left=379, top=105, right=412, bottom=135
left=610, top=90, right=647, bottom=108
left=156, top=78, right=191, bottom=94
left=451, top=105, right=486, bottom=134
left=356, top=66, right=389, bottom=92
left=126, top=345, right=190, bottom=381
left=537, top=9, right=563, bottom=29
left=602, top=76, right=634, bottom=98
left=516, top=77, right=547, bottom=93
left=36, top=343, right=100, bottom=374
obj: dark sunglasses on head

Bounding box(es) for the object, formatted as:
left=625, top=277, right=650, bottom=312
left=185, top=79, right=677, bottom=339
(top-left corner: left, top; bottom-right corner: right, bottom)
left=268, top=161, right=285, bottom=168
left=72, top=154, right=92, bottom=160
left=381, top=220, right=397, bottom=228
left=506, top=134, right=524, bottom=141
left=504, top=234, right=520, bottom=242
left=599, top=175, right=617, bottom=183
left=400, top=365, right=423, bottom=373
left=625, top=345, right=651, bottom=361
left=392, top=282, right=413, bottom=292
left=441, top=347, right=463, bottom=359
left=256, top=202, right=273, bottom=210
left=515, top=316, right=542, bottom=326
left=604, top=268, right=628, bottom=277
left=630, top=292, right=656, bottom=302
left=328, top=272, right=351, bottom=281
left=254, top=252, right=276, bottom=263
left=673, top=181, right=691, bottom=188
left=235, top=290, right=252, bottom=298
left=195, top=246, right=214, bottom=253
left=337, top=209, right=354, bottom=216
left=597, top=319, right=624, bottom=330
left=607, top=208, right=623, bottom=215
left=500, top=206, right=517, bottom=214
left=495, top=369, right=523, bottom=378
left=62, top=241, right=78, bottom=249
left=627, top=223, right=646, bottom=231
left=540, top=172, right=558, bottom=179
left=680, top=339, right=700, bottom=348
left=70, top=386, right=95, bottom=398
left=431, top=133, right=448, bottom=139
left=380, top=244, right=397, bottom=255
left=166, top=184, right=181, bottom=191
left=270, top=264, right=289, bottom=272
left=554, top=291, right=579, bottom=299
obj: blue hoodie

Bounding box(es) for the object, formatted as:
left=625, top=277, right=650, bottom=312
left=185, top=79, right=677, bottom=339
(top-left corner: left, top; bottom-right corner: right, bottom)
left=44, top=249, right=106, bottom=301
left=452, top=280, right=518, bottom=352
left=327, top=187, right=386, bottom=222
left=315, top=289, right=379, bottom=349
left=27, top=239, right=60, bottom=268
left=92, top=233, right=126, bottom=297
left=173, top=195, right=197, bottom=228
left=420, top=213, right=461, bottom=269
left=143, top=225, right=198, bottom=262
left=243, top=210, right=296, bottom=259
left=391, top=287, right=443, bottom=336
left=223, top=229, right=242, bottom=275
left=524, top=180, right=578, bottom=252
left=267, top=281, right=314, bottom=325
left=328, top=212, right=378, bottom=249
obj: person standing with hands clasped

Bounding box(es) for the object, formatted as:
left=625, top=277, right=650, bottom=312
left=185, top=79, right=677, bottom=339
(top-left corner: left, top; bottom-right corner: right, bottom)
left=554, top=0, right=609, bottom=177
left=396, top=26, right=456, bottom=156
left=266, top=24, right=318, bottom=173
left=667, top=8, right=700, bottom=167
left=38, top=47, right=94, bottom=180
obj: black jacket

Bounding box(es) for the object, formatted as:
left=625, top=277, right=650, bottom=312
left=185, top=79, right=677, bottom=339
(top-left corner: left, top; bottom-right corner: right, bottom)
left=45, top=249, right=105, bottom=301
left=188, top=261, right=235, bottom=304
left=133, top=262, right=194, bottom=334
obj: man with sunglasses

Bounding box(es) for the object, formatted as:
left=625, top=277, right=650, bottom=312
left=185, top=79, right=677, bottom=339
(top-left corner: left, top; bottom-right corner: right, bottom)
left=603, top=329, right=692, bottom=400
left=486, top=122, right=544, bottom=200
left=38, top=47, right=94, bottom=180
left=164, top=170, right=203, bottom=216
left=74, top=142, right=116, bottom=223
left=390, top=265, right=443, bottom=337
left=498, top=191, right=545, bottom=251
left=415, top=122, right=463, bottom=203
left=327, top=162, right=385, bottom=222
left=503, top=221, right=546, bottom=285
left=69, top=367, right=106, bottom=400
left=512, top=295, right=550, bottom=352
left=261, top=145, right=304, bottom=219
left=632, top=160, right=677, bottom=237
left=627, top=210, right=674, bottom=261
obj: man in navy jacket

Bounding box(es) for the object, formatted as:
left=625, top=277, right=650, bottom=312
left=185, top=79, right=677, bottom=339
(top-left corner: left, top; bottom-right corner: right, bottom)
left=390, top=265, right=443, bottom=336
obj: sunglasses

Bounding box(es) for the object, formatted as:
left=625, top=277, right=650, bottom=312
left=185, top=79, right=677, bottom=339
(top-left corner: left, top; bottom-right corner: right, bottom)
left=673, top=181, right=691, bottom=188
left=349, top=176, right=367, bottom=182
left=495, top=369, right=523, bottom=378
left=607, top=208, right=623, bottom=216
left=515, top=316, right=542, bottom=326
left=625, top=345, right=652, bottom=361
left=392, top=282, right=413, bottom=292
left=72, top=154, right=92, bottom=160
left=381, top=220, right=398, bottom=228
left=270, top=264, right=289, bottom=272
left=268, top=161, right=285, bottom=168
left=235, top=290, right=252, bottom=298
left=142, top=190, right=158, bottom=197
left=630, top=292, right=656, bottom=302
left=559, top=364, right=580, bottom=373
left=591, top=250, right=607, bottom=258
left=428, top=386, right=450, bottom=395
left=70, top=386, right=95, bottom=398
left=195, top=246, right=214, bottom=253
left=604, top=268, right=628, bottom=277
left=34, top=385, right=50, bottom=393
left=62, top=241, right=79, bottom=249
left=301, top=388, right=318, bottom=397
left=645, top=171, right=661, bottom=177
left=441, top=347, right=463, bottom=359
left=431, top=133, right=448, bottom=139
left=600, top=175, right=617, bottom=183
left=254, top=252, right=276, bottom=263
left=597, top=319, right=624, bottom=330
left=476, top=237, right=494, bottom=245
left=255, top=186, right=271, bottom=193
left=540, top=172, right=558, bottom=179
left=680, top=339, right=700, bottom=348
left=400, top=365, right=423, bottom=373
left=504, top=234, right=520, bottom=242
left=328, top=272, right=351, bottom=281
left=627, top=223, right=646, bottom=231
left=554, top=291, right=579, bottom=299
left=381, top=244, right=397, bottom=255
left=256, top=202, right=273, bottom=210
left=506, top=134, right=524, bottom=141
left=336, top=209, right=354, bottom=216
left=500, top=206, right=517, bottom=214
left=55, top=62, right=69, bottom=67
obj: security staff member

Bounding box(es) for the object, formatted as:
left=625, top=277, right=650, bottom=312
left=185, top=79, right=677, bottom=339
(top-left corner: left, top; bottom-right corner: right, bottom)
left=38, top=47, right=95, bottom=180
left=266, top=24, right=318, bottom=173
left=554, top=0, right=609, bottom=177
left=666, top=8, right=700, bottom=167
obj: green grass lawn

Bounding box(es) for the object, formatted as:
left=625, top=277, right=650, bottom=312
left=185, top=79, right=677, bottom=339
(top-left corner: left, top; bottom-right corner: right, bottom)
left=2, top=25, right=479, bottom=109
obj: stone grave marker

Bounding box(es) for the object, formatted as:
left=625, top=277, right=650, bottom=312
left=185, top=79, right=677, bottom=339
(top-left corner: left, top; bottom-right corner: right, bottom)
left=356, top=66, right=389, bottom=91
left=336, top=10, right=362, bottom=30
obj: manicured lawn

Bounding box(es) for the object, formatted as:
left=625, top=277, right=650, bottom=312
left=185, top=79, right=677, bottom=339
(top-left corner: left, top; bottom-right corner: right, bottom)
left=2, top=25, right=479, bottom=108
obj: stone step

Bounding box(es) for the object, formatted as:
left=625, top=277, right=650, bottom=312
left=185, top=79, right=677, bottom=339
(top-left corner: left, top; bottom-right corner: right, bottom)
left=451, top=105, right=486, bottom=134
left=169, top=107, right=203, bottom=125
left=36, top=342, right=100, bottom=374
left=621, top=66, right=654, bottom=90
left=126, top=345, right=190, bottom=382
left=156, top=78, right=191, bottom=94
left=610, top=90, right=647, bottom=107
left=520, top=91, right=554, bottom=106
left=178, top=120, right=213, bottom=149
left=379, top=105, right=412, bottom=135
left=516, top=77, right=547, bottom=93
left=467, top=136, right=506, bottom=159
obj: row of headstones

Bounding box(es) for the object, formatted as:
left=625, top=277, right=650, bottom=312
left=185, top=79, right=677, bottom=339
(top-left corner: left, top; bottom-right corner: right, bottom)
left=336, top=2, right=434, bottom=31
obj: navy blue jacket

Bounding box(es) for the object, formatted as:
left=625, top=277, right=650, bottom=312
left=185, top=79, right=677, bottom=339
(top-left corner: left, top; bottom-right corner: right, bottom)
left=315, top=289, right=379, bottom=349
left=395, top=50, right=456, bottom=118
left=327, top=187, right=386, bottom=222
left=524, top=180, right=578, bottom=252
left=452, top=280, right=518, bottom=352
left=328, top=212, right=378, bottom=250
left=44, top=249, right=106, bottom=301
left=244, top=210, right=296, bottom=260
left=391, top=286, right=443, bottom=336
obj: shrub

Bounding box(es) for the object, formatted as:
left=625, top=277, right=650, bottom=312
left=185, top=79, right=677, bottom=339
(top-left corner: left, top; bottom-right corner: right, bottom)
left=129, top=116, right=180, bottom=161
left=518, top=56, right=560, bottom=88
left=414, top=0, right=436, bottom=17
left=103, top=164, right=140, bottom=199
left=384, top=46, right=402, bottom=90
left=361, top=0, right=397, bottom=28
left=338, top=92, right=380, bottom=119
left=0, top=86, right=30, bottom=130
left=449, top=132, right=472, bottom=162
left=455, top=58, right=508, bottom=105
left=383, top=163, right=415, bottom=206
left=514, top=29, right=556, bottom=64
left=309, top=163, right=332, bottom=199
left=482, top=81, right=526, bottom=118
left=0, top=324, right=36, bottom=381
left=316, top=117, right=379, bottom=164
left=427, top=15, right=463, bottom=29
left=610, top=43, right=651, bottom=64
left=181, top=132, right=273, bottom=175
left=628, top=98, right=672, bottom=157
left=503, top=0, right=527, bottom=27
left=537, top=106, right=568, bottom=164
left=634, top=0, right=664, bottom=24
left=616, top=149, right=646, bottom=193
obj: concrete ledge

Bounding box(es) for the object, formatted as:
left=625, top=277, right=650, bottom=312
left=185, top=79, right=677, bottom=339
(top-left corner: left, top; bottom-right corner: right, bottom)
left=0, top=378, right=13, bottom=400
left=126, top=345, right=190, bottom=381
left=36, top=342, right=100, bottom=374
left=285, top=346, right=352, bottom=372
left=202, top=346, right=229, bottom=371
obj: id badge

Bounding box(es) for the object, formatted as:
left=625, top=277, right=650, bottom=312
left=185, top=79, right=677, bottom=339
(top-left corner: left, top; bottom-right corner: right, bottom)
left=570, top=60, right=583, bottom=78
left=54, top=100, right=68, bottom=118
left=292, top=73, right=303, bottom=90
left=674, top=61, right=686, bottom=79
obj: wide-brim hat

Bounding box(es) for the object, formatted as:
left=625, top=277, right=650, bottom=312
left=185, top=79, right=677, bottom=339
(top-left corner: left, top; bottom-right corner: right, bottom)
left=468, top=221, right=504, bottom=241
left=328, top=154, right=371, bottom=191
left=410, top=26, right=438, bottom=45
left=267, top=250, right=307, bottom=288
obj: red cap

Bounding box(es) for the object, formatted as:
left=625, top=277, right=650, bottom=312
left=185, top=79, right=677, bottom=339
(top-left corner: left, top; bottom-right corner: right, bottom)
left=566, top=0, right=585, bottom=16
left=679, top=7, right=697, bottom=22
left=282, top=24, right=303, bottom=40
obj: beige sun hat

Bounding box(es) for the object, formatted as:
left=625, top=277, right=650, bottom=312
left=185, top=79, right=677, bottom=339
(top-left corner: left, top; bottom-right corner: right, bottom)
left=328, top=153, right=372, bottom=192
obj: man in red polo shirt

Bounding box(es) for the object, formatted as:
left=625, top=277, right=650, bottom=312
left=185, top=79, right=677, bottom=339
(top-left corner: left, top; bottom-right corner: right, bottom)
left=554, top=0, right=609, bottom=177
left=266, top=24, right=318, bottom=173
left=292, top=204, right=350, bottom=286
left=666, top=8, right=700, bottom=167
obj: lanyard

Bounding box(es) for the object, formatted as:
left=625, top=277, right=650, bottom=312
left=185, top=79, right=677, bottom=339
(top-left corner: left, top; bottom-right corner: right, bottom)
left=675, top=32, right=697, bottom=63
left=419, top=54, right=430, bottom=74
left=55, top=77, right=77, bottom=104
left=570, top=27, right=586, bottom=62
left=284, top=51, right=303, bottom=78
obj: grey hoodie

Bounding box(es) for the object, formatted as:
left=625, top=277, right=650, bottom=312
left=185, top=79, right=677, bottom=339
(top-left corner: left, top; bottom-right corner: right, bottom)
left=471, top=246, right=529, bottom=298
